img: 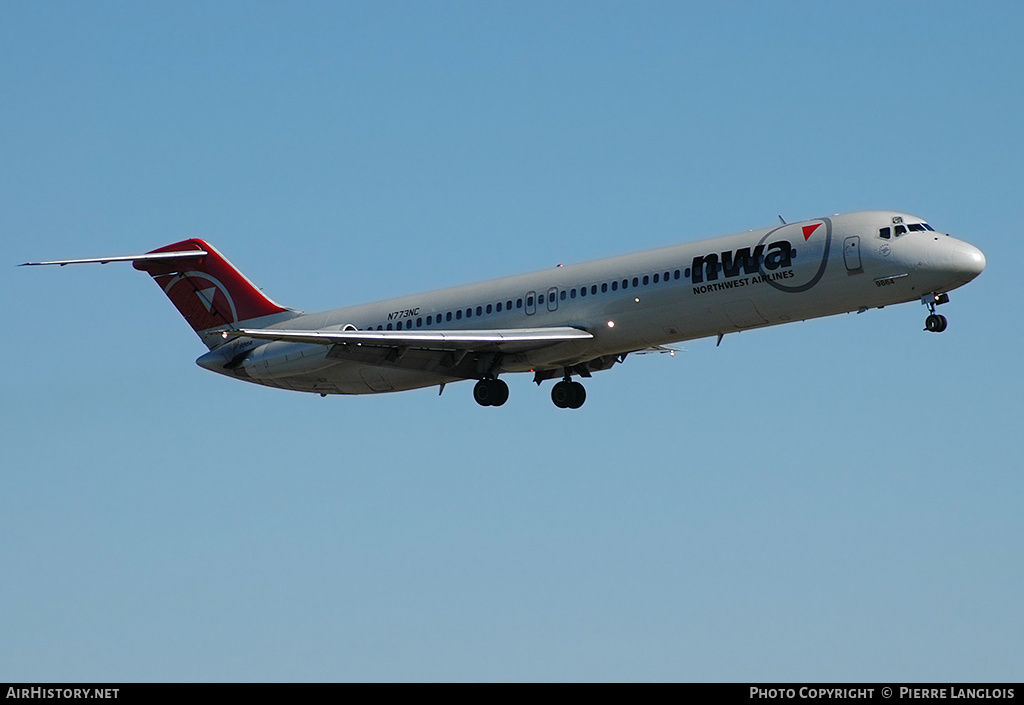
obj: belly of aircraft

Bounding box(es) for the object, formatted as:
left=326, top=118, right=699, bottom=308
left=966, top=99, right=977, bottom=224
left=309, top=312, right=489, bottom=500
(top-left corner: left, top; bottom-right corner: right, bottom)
left=248, top=361, right=464, bottom=395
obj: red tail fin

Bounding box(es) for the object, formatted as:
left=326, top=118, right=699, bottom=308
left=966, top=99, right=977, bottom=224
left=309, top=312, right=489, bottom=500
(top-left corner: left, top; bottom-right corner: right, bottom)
left=133, top=239, right=291, bottom=334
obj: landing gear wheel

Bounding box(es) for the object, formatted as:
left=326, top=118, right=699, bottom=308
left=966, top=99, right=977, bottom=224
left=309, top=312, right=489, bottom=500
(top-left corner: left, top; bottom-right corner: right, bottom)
left=474, top=378, right=509, bottom=407
left=473, top=380, right=492, bottom=406
left=925, top=314, right=948, bottom=333
left=551, top=380, right=587, bottom=409
left=490, top=379, right=509, bottom=406
left=567, top=381, right=586, bottom=409
left=551, top=380, right=572, bottom=408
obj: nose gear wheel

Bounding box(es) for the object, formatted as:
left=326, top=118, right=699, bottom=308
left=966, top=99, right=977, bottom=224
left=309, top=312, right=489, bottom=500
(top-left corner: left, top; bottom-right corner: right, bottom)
left=923, top=293, right=950, bottom=333
left=925, top=314, right=947, bottom=332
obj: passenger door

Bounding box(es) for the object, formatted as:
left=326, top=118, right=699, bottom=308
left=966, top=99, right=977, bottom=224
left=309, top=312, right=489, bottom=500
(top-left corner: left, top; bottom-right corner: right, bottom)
left=843, top=236, right=863, bottom=272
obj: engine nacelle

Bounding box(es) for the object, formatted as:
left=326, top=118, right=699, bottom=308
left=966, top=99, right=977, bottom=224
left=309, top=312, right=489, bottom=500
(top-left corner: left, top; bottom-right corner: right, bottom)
left=239, top=341, right=337, bottom=380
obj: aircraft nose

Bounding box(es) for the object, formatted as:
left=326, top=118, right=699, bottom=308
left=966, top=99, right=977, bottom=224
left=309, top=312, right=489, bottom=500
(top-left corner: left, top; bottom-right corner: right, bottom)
left=952, top=242, right=986, bottom=284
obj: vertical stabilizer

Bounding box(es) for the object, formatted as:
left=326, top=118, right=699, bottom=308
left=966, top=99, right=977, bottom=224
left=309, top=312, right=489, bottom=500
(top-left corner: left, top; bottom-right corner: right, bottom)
left=132, top=239, right=295, bottom=346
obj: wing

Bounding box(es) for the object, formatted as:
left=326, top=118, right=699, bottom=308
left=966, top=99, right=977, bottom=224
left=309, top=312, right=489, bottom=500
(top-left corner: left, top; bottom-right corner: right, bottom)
left=221, top=325, right=595, bottom=379
left=222, top=325, right=592, bottom=353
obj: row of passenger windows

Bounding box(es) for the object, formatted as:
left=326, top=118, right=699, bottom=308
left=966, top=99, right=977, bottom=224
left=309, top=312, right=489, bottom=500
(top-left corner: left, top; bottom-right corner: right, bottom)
left=366, top=267, right=685, bottom=330
left=879, top=222, right=933, bottom=239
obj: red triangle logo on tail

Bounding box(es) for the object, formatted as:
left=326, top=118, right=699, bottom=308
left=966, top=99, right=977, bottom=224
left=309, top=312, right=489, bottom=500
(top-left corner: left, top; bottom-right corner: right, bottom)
left=802, top=223, right=822, bottom=241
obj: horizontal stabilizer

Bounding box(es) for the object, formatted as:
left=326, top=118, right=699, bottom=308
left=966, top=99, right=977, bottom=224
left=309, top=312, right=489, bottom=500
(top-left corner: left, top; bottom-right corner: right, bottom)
left=223, top=326, right=593, bottom=353
left=22, top=239, right=294, bottom=347
left=20, top=250, right=208, bottom=267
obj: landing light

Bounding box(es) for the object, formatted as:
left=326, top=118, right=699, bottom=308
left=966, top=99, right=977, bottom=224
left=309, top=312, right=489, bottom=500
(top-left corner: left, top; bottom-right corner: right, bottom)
left=607, top=321, right=615, bottom=328
left=634, top=297, right=640, bottom=303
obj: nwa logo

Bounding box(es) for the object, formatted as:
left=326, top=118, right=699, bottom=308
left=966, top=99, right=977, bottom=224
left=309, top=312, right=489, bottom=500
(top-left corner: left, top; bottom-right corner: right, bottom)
left=690, top=220, right=832, bottom=295
left=161, top=271, right=239, bottom=330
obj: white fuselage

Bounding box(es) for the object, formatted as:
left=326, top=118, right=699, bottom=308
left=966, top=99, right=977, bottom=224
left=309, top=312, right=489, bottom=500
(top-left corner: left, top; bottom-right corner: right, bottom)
left=195, top=211, right=985, bottom=395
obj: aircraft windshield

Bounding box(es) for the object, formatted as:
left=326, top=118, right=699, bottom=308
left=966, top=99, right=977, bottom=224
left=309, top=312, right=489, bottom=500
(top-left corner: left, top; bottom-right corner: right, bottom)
left=878, top=222, right=933, bottom=239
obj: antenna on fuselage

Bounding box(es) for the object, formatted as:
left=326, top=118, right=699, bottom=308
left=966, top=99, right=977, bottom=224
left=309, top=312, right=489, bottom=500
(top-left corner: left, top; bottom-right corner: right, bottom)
left=778, top=215, right=787, bottom=225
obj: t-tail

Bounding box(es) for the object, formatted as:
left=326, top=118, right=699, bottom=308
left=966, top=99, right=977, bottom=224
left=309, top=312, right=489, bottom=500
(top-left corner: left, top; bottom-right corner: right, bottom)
left=21, top=238, right=300, bottom=348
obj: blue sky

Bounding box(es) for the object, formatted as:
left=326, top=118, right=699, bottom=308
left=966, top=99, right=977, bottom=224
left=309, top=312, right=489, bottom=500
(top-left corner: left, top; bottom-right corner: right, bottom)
left=2, top=1, right=1021, bottom=682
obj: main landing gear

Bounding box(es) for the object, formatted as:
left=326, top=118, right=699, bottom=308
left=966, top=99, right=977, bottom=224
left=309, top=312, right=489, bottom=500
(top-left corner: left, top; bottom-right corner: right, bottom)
left=923, top=293, right=950, bottom=333
left=551, top=378, right=586, bottom=409
left=471, top=375, right=588, bottom=409
left=473, top=378, right=509, bottom=407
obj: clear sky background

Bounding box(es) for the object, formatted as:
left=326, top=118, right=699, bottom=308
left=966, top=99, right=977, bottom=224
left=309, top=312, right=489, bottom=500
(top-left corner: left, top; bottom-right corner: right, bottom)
left=2, top=1, right=1021, bottom=682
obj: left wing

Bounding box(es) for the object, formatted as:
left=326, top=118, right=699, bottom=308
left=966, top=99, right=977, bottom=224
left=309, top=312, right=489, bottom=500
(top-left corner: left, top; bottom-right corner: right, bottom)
left=222, top=326, right=593, bottom=353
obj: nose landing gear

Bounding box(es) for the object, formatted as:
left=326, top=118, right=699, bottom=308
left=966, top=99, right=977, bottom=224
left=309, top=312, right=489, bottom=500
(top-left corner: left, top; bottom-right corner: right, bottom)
left=923, top=293, right=950, bottom=333
left=925, top=313, right=947, bottom=332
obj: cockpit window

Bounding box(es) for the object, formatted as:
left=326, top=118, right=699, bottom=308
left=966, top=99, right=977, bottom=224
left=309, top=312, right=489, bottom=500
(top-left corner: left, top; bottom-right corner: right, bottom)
left=923, top=223, right=935, bottom=231
left=894, top=224, right=907, bottom=236
left=879, top=227, right=891, bottom=239
left=908, top=223, right=927, bottom=232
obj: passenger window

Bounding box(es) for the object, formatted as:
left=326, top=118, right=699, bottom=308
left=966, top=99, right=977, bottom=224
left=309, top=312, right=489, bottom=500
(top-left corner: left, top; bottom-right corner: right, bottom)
left=664, top=271, right=670, bottom=281
left=611, top=281, right=618, bottom=291
left=466, top=308, right=472, bottom=318
left=674, top=270, right=681, bottom=280
left=427, top=315, right=433, bottom=325
left=570, top=288, right=576, bottom=299
left=507, top=300, right=513, bottom=309
left=560, top=290, right=566, bottom=301
left=416, top=318, right=422, bottom=327
left=486, top=304, right=492, bottom=314
left=456, top=310, right=462, bottom=320
left=633, top=277, right=639, bottom=287
left=377, top=325, right=383, bottom=331
left=476, top=306, right=482, bottom=316
left=580, top=287, right=586, bottom=297
left=517, top=298, right=523, bottom=308
left=496, top=302, right=502, bottom=312
left=387, top=323, right=393, bottom=330
left=601, top=283, right=608, bottom=293
left=396, top=321, right=403, bottom=330
left=446, top=312, right=453, bottom=322
left=622, top=279, right=628, bottom=289
left=538, top=294, right=544, bottom=305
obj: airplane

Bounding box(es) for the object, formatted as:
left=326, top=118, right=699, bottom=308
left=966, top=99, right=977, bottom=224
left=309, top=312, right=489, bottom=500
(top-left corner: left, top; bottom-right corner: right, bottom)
left=21, top=211, right=985, bottom=409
